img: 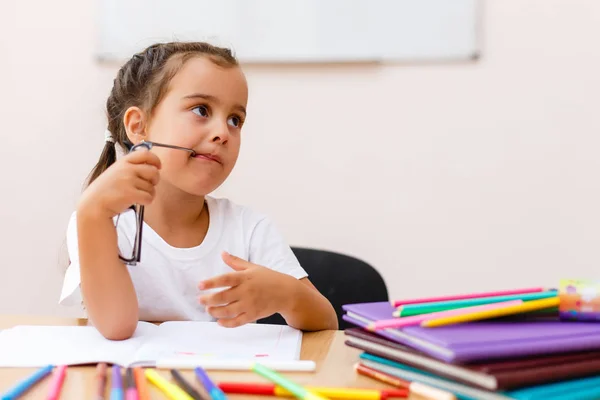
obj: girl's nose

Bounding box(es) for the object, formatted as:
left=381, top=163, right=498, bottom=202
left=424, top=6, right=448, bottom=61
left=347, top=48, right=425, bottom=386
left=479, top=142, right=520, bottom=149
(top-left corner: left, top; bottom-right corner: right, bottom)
left=210, top=120, right=230, bottom=145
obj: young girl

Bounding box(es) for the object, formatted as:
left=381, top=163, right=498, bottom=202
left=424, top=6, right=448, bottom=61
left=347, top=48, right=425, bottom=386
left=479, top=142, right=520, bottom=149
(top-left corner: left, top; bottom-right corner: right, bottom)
left=59, top=42, right=338, bottom=340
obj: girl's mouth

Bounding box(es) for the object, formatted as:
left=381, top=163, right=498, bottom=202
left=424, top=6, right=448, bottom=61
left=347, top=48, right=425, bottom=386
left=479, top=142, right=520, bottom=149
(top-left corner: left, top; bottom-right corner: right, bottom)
left=194, top=153, right=222, bottom=164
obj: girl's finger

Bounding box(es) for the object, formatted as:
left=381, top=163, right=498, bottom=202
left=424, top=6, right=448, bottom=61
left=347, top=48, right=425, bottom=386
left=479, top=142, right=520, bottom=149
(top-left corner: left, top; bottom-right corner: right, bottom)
left=199, top=272, right=244, bottom=291
left=133, top=190, right=154, bottom=206
left=217, top=313, right=250, bottom=328
left=207, top=301, right=243, bottom=319
left=199, top=286, right=240, bottom=306
left=135, top=164, right=160, bottom=185
left=126, top=149, right=162, bottom=169
left=134, top=178, right=155, bottom=195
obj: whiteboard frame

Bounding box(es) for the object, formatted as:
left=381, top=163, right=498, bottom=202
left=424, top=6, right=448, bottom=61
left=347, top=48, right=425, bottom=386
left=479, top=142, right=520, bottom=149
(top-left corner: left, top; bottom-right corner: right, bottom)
left=96, top=0, right=482, bottom=64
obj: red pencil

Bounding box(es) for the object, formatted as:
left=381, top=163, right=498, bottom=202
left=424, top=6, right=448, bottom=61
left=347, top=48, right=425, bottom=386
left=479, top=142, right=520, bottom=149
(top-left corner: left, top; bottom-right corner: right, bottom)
left=217, top=382, right=408, bottom=399
left=219, top=382, right=274, bottom=395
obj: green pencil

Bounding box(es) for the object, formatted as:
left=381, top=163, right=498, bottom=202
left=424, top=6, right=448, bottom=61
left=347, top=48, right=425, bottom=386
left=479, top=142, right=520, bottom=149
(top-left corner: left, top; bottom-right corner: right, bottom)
left=251, top=363, right=328, bottom=400
left=394, top=290, right=558, bottom=317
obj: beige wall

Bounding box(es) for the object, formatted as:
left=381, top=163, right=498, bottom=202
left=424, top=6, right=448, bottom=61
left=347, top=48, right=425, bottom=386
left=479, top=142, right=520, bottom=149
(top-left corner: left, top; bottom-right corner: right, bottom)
left=1, top=0, right=599, bottom=316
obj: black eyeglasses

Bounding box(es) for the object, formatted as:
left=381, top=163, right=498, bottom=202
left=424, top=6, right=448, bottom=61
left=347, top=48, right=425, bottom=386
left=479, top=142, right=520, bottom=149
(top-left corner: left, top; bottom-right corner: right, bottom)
left=118, top=140, right=196, bottom=265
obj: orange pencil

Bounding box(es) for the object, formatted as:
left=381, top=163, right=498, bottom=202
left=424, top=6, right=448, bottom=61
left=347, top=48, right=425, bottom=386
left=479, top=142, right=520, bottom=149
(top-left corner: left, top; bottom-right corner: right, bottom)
left=133, top=368, right=150, bottom=400
left=355, top=363, right=455, bottom=400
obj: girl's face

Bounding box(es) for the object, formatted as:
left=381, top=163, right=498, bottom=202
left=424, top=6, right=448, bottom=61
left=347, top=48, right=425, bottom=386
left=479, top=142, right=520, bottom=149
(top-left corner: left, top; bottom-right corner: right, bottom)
left=136, top=56, right=248, bottom=197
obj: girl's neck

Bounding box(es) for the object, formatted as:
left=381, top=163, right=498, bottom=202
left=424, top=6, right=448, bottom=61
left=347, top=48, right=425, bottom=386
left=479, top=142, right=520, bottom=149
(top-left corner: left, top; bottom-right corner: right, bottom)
left=143, top=182, right=209, bottom=248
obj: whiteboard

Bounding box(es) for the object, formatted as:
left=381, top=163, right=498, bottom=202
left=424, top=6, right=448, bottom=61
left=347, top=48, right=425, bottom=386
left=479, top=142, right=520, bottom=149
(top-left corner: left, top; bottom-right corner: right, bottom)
left=97, top=0, right=480, bottom=63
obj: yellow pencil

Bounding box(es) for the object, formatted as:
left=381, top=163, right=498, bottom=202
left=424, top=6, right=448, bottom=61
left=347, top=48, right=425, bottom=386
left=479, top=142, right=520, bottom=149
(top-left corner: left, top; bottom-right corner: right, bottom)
left=144, top=368, right=194, bottom=400
left=422, top=297, right=560, bottom=328
left=276, top=386, right=402, bottom=400
left=252, top=362, right=329, bottom=400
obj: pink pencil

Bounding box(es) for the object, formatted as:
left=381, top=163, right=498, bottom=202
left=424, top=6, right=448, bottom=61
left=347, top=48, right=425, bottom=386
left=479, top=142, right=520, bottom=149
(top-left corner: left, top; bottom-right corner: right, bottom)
left=46, top=365, right=67, bottom=400
left=391, top=287, right=545, bottom=308
left=369, top=300, right=523, bottom=330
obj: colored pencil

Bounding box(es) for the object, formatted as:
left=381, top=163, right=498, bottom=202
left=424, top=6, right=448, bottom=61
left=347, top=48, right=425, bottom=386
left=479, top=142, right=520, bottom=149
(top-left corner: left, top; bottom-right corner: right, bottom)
left=391, top=287, right=545, bottom=307
left=421, top=296, right=561, bottom=327
left=354, top=363, right=455, bottom=400
left=394, top=290, right=557, bottom=317
left=251, top=363, right=328, bottom=400
left=145, top=369, right=193, bottom=400
left=125, top=368, right=138, bottom=400
left=96, top=363, right=108, bottom=400
left=369, top=300, right=523, bottom=330
left=217, top=382, right=408, bottom=399
left=0, top=364, right=54, bottom=400
left=170, top=369, right=204, bottom=400
left=132, top=368, right=150, bottom=400
left=46, top=365, right=67, bottom=400
left=194, top=367, right=227, bottom=400
left=111, top=366, right=123, bottom=400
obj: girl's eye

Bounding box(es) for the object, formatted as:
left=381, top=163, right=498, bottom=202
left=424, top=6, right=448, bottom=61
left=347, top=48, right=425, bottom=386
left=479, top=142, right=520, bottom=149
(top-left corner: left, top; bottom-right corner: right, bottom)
left=191, top=105, right=209, bottom=118
left=227, top=115, right=242, bottom=128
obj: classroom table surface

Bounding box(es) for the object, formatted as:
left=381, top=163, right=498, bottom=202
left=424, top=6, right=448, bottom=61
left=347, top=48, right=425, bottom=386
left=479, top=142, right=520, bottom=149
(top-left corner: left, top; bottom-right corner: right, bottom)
left=0, top=315, right=424, bottom=399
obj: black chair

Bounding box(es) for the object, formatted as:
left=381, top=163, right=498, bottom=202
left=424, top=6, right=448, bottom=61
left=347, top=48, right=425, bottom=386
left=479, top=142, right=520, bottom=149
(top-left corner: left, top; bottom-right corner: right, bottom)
left=257, top=247, right=388, bottom=329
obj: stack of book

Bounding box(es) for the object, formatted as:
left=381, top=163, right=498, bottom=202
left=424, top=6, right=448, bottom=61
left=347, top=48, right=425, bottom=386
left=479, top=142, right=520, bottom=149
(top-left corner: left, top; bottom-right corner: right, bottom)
left=343, top=287, right=600, bottom=400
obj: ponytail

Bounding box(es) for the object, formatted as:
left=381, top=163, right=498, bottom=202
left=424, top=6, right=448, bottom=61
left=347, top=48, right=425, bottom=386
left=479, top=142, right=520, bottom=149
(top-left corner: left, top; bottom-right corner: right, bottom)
left=86, top=138, right=117, bottom=186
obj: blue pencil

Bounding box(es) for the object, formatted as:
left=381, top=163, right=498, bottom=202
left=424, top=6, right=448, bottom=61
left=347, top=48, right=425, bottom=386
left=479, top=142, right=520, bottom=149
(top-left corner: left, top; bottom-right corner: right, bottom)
left=1, top=364, right=54, bottom=400
left=194, top=367, right=227, bottom=400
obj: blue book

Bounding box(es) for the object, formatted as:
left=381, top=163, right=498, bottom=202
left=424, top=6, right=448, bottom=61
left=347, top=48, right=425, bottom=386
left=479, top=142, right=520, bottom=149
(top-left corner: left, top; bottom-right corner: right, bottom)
left=508, top=375, right=600, bottom=399
left=360, top=352, right=600, bottom=400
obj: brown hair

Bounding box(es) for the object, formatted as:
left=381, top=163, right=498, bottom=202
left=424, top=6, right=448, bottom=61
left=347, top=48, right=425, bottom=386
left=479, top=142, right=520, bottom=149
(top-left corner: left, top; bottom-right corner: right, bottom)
left=87, top=41, right=238, bottom=185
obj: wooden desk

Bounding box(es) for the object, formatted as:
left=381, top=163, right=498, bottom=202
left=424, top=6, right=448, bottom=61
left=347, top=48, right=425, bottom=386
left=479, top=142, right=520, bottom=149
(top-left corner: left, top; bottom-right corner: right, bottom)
left=0, top=315, right=417, bottom=399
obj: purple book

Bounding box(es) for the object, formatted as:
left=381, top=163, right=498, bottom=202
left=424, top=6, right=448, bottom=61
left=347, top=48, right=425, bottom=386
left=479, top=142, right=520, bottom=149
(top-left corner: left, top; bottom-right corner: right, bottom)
left=342, top=302, right=600, bottom=363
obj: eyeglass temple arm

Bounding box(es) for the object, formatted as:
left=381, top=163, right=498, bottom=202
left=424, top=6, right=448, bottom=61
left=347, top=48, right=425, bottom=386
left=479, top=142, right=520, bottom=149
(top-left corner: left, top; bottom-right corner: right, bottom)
left=118, top=205, right=144, bottom=265
left=131, top=141, right=196, bottom=156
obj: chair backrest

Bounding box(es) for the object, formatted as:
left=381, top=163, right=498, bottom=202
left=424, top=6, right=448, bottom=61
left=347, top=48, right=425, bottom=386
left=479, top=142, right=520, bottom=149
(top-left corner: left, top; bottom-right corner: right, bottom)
left=258, top=247, right=388, bottom=329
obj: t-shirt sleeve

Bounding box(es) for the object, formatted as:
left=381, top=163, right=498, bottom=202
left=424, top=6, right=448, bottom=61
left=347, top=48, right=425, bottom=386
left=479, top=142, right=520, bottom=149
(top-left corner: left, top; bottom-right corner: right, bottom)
left=248, top=217, right=307, bottom=280
left=59, top=212, right=83, bottom=306
left=58, top=211, right=134, bottom=307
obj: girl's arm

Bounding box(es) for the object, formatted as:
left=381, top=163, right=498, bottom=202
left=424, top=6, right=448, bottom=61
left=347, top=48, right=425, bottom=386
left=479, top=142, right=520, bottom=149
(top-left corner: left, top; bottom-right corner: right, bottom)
left=76, top=149, right=161, bottom=340
left=77, top=211, right=139, bottom=340
left=278, top=277, right=338, bottom=331
left=199, top=252, right=338, bottom=331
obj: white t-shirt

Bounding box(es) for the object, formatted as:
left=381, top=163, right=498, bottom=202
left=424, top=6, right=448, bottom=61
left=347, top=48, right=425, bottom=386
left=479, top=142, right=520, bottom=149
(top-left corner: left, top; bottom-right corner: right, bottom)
left=59, top=196, right=307, bottom=322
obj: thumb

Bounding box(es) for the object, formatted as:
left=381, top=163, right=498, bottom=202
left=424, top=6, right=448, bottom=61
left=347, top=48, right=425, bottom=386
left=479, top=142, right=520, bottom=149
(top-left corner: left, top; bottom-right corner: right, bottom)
left=222, top=251, right=250, bottom=271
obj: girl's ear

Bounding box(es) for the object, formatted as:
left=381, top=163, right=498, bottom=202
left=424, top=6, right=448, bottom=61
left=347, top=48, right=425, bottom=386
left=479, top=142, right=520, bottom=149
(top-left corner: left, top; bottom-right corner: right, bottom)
left=123, top=106, right=148, bottom=145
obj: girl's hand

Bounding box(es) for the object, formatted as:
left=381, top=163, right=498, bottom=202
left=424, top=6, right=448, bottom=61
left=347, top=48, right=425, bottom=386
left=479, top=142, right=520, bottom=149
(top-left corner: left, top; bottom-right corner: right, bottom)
left=198, top=252, right=295, bottom=327
left=78, top=149, right=161, bottom=220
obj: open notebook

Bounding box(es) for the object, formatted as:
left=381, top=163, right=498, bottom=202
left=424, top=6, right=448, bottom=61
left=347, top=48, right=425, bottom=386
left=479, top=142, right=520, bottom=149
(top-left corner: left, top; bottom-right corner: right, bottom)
left=0, top=321, right=303, bottom=369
